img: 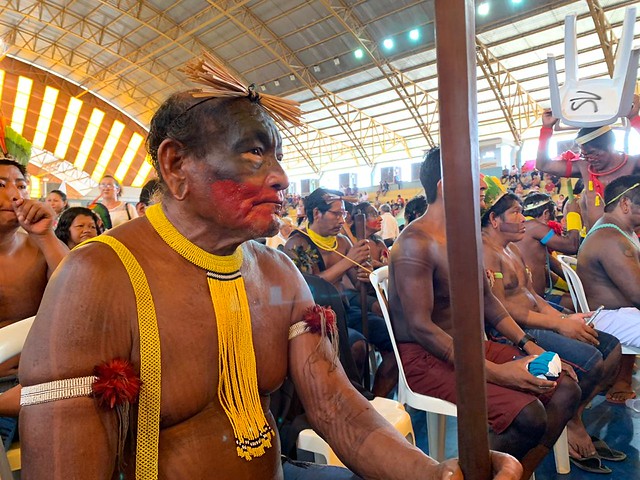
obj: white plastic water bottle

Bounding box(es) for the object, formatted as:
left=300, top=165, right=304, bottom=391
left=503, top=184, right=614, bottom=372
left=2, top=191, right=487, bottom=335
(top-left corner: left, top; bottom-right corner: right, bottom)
left=625, top=398, right=640, bottom=413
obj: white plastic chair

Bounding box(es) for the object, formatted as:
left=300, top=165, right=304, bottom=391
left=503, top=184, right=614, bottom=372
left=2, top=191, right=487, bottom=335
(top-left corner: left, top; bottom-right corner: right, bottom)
left=547, top=7, right=639, bottom=127
left=0, top=316, right=35, bottom=479
left=557, top=255, right=640, bottom=356
left=369, top=266, right=571, bottom=474
left=296, top=396, right=415, bottom=467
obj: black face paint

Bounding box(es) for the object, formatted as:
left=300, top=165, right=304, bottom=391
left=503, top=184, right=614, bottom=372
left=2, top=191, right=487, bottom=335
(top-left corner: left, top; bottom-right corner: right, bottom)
left=499, top=222, right=524, bottom=233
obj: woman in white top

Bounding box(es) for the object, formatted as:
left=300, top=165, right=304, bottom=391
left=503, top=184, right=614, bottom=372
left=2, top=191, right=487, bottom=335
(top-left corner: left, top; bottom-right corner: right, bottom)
left=98, top=175, right=137, bottom=228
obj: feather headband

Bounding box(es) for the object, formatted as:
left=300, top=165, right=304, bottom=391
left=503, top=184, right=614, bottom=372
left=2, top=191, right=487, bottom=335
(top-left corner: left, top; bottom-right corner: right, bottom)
left=180, top=52, right=303, bottom=129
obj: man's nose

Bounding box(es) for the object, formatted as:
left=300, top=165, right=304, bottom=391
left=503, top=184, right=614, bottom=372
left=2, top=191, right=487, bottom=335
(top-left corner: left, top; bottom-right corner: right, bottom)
left=267, top=160, right=289, bottom=192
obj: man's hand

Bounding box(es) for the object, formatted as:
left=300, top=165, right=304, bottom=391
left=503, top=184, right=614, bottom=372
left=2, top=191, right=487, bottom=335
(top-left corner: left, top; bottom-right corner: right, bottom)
left=541, top=109, right=559, bottom=128
left=564, top=199, right=580, bottom=214
left=492, top=356, right=557, bottom=394
left=12, top=198, right=55, bottom=236
left=347, top=239, right=370, bottom=264
left=555, top=313, right=599, bottom=346
left=627, top=93, right=639, bottom=120
left=436, top=452, right=522, bottom=479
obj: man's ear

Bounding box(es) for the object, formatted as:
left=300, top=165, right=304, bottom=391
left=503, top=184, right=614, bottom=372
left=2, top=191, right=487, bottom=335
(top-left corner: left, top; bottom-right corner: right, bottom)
left=489, top=211, right=499, bottom=228
left=136, top=202, right=146, bottom=217
left=157, top=138, right=188, bottom=201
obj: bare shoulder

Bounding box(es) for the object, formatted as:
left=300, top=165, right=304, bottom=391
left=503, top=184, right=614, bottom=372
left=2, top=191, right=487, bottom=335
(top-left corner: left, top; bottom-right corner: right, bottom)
left=392, top=220, right=436, bottom=262
left=20, top=236, right=136, bottom=386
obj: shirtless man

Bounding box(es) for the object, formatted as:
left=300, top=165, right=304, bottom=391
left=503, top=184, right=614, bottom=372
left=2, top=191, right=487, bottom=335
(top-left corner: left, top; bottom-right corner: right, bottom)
left=578, top=174, right=640, bottom=405
left=535, top=94, right=640, bottom=230
left=389, top=147, right=579, bottom=480
left=284, top=188, right=397, bottom=397
left=481, top=190, right=623, bottom=471
left=0, top=158, right=67, bottom=441
left=519, top=192, right=580, bottom=310
left=18, top=87, right=520, bottom=479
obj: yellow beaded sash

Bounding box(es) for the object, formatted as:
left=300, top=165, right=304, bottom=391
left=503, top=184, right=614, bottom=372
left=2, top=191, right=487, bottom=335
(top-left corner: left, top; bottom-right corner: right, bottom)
left=84, top=235, right=161, bottom=480
left=145, top=204, right=273, bottom=460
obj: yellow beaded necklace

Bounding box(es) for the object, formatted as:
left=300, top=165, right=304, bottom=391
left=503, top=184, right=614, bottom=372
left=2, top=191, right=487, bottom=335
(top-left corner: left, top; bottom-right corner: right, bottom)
left=305, top=226, right=338, bottom=251
left=146, top=204, right=273, bottom=461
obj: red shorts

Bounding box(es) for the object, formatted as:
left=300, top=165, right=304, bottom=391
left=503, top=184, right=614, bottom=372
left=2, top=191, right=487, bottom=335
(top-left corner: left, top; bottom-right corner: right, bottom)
left=398, top=341, right=559, bottom=434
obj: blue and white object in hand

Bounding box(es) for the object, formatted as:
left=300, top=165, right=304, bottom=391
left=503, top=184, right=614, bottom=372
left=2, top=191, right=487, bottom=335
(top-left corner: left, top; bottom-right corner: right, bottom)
left=528, top=351, right=562, bottom=380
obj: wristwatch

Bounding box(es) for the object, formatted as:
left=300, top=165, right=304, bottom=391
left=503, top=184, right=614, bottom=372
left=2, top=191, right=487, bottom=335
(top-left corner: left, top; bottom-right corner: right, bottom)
left=517, top=333, right=537, bottom=350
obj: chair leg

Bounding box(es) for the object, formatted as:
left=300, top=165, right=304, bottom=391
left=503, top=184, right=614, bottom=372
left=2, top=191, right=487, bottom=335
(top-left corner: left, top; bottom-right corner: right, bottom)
left=553, top=426, right=570, bottom=474
left=426, top=412, right=447, bottom=462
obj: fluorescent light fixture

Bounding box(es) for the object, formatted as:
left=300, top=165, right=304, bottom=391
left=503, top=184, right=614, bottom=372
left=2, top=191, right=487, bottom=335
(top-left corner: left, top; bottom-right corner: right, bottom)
left=383, top=38, right=394, bottom=50
left=260, top=85, right=266, bottom=91
left=409, top=29, right=420, bottom=41
left=54, top=97, right=83, bottom=160
left=313, top=65, right=321, bottom=72
left=91, top=120, right=125, bottom=182
left=132, top=156, right=153, bottom=187
left=478, top=2, right=490, bottom=15
left=289, top=74, right=296, bottom=81
left=33, top=86, right=59, bottom=148
left=333, top=57, right=340, bottom=66
left=74, top=108, right=105, bottom=171
left=511, top=0, right=522, bottom=3
left=274, top=80, right=280, bottom=87
left=11, top=76, right=33, bottom=134
left=354, top=49, right=364, bottom=59
left=114, top=132, right=144, bottom=181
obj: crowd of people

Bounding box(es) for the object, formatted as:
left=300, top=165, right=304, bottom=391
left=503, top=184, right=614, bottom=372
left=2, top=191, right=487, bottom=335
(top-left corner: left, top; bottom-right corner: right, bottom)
left=3, top=48, right=640, bottom=480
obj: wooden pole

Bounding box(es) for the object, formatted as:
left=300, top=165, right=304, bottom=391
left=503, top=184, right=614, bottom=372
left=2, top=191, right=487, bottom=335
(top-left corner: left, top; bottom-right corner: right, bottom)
left=354, top=212, right=372, bottom=390
left=434, top=1, right=491, bottom=479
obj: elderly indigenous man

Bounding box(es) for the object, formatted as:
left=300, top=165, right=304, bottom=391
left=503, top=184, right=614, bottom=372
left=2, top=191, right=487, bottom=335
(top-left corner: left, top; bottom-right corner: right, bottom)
left=0, top=158, right=68, bottom=448
left=536, top=95, right=640, bottom=230
left=389, top=147, right=579, bottom=480
left=518, top=192, right=581, bottom=311
left=17, top=61, right=523, bottom=480
left=578, top=174, right=640, bottom=406
left=284, top=188, right=397, bottom=398
left=481, top=184, right=623, bottom=473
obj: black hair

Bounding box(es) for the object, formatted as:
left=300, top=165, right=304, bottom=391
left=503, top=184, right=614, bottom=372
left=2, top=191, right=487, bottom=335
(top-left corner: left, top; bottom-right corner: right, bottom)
left=480, top=192, right=522, bottom=227
left=420, top=147, right=441, bottom=204
left=573, top=178, right=584, bottom=195
left=304, top=188, right=343, bottom=225
left=139, top=178, right=160, bottom=205
left=522, top=192, right=555, bottom=219
left=0, top=159, right=27, bottom=177
left=404, top=195, right=428, bottom=224
left=576, top=127, right=616, bottom=152
left=55, top=207, right=103, bottom=247
left=604, top=174, right=640, bottom=212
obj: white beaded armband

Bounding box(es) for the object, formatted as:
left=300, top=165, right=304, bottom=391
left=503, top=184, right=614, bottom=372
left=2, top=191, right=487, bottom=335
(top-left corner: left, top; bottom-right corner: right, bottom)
left=20, top=376, right=96, bottom=406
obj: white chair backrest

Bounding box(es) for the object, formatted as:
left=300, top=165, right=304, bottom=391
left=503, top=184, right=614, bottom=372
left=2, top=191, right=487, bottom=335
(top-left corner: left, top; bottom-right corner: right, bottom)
left=0, top=316, right=35, bottom=364
left=556, top=255, right=590, bottom=313
left=369, top=267, right=412, bottom=401
left=547, top=7, right=639, bottom=127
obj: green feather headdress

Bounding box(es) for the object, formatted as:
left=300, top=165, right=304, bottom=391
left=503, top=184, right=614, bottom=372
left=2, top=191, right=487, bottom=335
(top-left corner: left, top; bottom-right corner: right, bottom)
left=480, top=175, right=507, bottom=218
left=0, top=121, right=32, bottom=167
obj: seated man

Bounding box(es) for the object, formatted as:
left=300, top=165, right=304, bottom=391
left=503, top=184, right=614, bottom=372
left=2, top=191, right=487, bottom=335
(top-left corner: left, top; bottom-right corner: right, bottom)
left=284, top=188, right=397, bottom=397
left=389, top=147, right=580, bottom=480
left=18, top=74, right=522, bottom=479
left=481, top=188, right=622, bottom=471
left=0, top=158, right=68, bottom=448
left=578, top=174, right=640, bottom=405
left=518, top=192, right=581, bottom=311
